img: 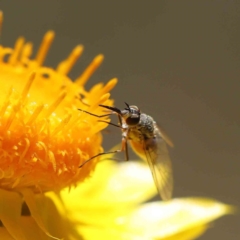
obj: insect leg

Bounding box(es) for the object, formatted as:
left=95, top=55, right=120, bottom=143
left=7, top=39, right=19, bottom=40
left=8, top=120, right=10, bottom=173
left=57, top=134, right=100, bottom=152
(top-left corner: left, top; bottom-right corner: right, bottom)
left=98, top=119, right=123, bottom=129
left=79, top=130, right=128, bottom=168
left=79, top=149, right=122, bottom=168
left=119, top=127, right=129, bottom=161
left=79, top=139, right=127, bottom=168
left=116, top=111, right=123, bottom=127
left=124, top=139, right=129, bottom=161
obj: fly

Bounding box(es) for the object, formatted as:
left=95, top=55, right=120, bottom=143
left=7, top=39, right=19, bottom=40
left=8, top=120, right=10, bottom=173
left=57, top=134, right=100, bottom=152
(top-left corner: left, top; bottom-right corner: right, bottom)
left=79, top=102, right=174, bottom=201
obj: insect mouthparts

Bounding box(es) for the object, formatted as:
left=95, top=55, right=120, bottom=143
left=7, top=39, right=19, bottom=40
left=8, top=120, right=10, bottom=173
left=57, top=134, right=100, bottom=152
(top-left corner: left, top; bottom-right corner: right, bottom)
left=99, top=104, right=121, bottom=114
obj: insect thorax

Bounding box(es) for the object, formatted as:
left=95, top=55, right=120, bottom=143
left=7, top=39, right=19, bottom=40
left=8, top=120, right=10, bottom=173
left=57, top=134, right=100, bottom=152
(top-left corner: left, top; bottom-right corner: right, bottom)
left=127, top=113, right=155, bottom=141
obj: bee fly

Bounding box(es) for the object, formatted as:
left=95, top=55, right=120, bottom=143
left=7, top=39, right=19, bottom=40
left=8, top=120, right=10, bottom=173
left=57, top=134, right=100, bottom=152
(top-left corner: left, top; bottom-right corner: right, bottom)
left=78, top=102, right=174, bottom=201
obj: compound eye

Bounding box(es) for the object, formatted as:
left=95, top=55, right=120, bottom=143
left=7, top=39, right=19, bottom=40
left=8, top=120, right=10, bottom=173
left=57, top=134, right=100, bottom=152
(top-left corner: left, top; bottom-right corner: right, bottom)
left=126, top=116, right=140, bottom=126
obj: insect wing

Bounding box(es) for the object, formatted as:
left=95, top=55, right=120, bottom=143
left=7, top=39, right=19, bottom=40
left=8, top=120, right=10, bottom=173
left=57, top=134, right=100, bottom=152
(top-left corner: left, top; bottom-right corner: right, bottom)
left=156, top=124, right=174, bottom=148
left=143, top=126, right=173, bottom=200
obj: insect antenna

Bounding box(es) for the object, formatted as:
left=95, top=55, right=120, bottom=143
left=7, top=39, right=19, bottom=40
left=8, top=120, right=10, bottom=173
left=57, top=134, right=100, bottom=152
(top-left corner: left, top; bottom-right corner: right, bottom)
left=124, top=102, right=131, bottom=111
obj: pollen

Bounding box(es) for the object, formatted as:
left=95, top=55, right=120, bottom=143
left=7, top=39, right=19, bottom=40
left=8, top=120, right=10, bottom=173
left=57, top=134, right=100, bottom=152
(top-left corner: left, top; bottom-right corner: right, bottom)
left=0, top=18, right=117, bottom=193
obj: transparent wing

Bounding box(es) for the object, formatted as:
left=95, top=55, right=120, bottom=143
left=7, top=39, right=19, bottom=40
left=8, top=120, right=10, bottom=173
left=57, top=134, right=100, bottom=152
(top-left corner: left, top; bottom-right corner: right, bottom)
left=143, top=125, right=173, bottom=201
left=156, top=124, right=174, bottom=148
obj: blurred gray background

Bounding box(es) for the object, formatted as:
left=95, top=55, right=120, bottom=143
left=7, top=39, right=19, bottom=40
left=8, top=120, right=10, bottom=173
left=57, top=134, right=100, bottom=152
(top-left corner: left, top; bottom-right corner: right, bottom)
left=1, top=0, right=239, bottom=239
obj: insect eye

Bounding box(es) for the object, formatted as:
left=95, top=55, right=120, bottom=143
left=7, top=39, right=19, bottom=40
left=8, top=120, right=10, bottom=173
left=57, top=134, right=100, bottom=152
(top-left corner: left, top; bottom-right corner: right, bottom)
left=126, top=116, right=140, bottom=125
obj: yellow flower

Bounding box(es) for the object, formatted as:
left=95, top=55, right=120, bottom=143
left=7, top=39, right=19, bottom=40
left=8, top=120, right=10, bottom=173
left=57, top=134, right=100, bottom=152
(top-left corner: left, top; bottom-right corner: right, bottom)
left=0, top=11, right=117, bottom=239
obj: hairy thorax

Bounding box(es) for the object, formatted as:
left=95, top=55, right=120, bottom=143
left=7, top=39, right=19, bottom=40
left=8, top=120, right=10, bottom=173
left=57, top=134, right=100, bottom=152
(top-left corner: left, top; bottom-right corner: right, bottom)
left=127, top=113, right=155, bottom=142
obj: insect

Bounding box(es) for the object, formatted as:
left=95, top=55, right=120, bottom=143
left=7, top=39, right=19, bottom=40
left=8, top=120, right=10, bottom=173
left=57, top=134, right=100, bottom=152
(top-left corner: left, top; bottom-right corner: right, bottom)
left=79, top=102, right=174, bottom=201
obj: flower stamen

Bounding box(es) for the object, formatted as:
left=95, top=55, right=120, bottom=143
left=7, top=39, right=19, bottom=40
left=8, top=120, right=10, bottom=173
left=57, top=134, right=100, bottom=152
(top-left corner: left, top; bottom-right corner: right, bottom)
left=43, top=91, right=67, bottom=118
left=21, top=42, right=32, bottom=63
left=75, top=54, right=104, bottom=86
left=5, top=105, right=16, bottom=130
left=19, top=138, right=30, bottom=163
left=57, top=45, right=84, bottom=75
left=35, top=30, right=55, bottom=66
left=8, top=37, right=25, bottom=65
left=101, top=78, right=118, bottom=94
left=99, top=93, right=111, bottom=104
left=48, top=150, right=56, bottom=172
left=36, top=141, right=48, bottom=168
left=26, top=104, right=44, bottom=125
left=0, top=87, right=13, bottom=117
left=51, top=114, right=72, bottom=136
left=21, top=72, right=36, bottom=101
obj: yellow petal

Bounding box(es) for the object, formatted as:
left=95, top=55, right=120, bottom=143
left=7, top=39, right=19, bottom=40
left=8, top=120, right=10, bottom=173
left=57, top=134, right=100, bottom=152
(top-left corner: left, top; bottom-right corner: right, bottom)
left=63, top=161, right=156, bottom=207
left=61, top=161, right=156, bottom=222
left=0, top=189, right=26, bottom=240
left=60, top=161, right=157, bottom=226
left=120, top=198, right=233, bottom=239
left=19, top=192, right=83, bottom=240
left=20, top=188, right=61, bottom=240
left=161, top=225, right=208, bottom=240
left=79, top=225, right=207, bottom=240
left=35, top=194, right=82, bottom=240
left=79, top=225, right=149, bottom=240
left=20, top=217, right=49, bottom=240
left=0, top=227, right=14, bottom=240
